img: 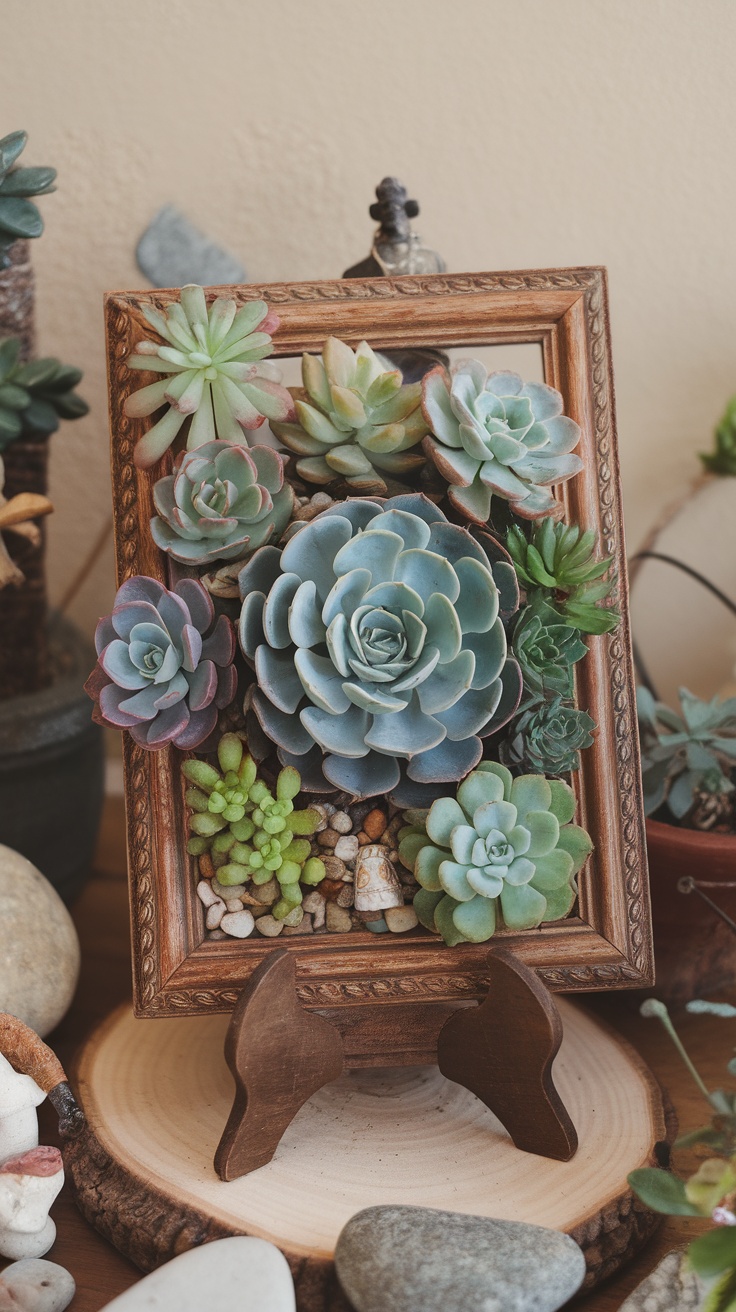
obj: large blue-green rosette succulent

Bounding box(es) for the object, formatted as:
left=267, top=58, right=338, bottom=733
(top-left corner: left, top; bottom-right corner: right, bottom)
left=238, top=494, right=521, bottom=803
left=422, top=363, right=583, bottom=525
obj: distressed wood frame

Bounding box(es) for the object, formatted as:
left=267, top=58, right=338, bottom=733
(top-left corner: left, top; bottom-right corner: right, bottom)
left=105, top=266, right=653, bottom=1022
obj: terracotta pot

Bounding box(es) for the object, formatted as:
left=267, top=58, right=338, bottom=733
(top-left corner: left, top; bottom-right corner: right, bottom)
left=647, top=817, right=736, bottom=1002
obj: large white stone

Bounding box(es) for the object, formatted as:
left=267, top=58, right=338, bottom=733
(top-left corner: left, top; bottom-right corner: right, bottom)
left=0, top=845, right=79, bottom=1037
left=0, top=1257, right=75, bottom=1312
left=100, top=1237, right=296, bottom=1311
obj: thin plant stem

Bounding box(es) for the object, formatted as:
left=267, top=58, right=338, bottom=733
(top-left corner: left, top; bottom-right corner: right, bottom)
left=641, top=999, right=718, bottom=1110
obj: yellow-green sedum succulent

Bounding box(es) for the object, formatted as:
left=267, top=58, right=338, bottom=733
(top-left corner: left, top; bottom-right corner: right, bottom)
left=398, top=761, right=593, bottom=945
left=270, top=336, right=428, bottom=494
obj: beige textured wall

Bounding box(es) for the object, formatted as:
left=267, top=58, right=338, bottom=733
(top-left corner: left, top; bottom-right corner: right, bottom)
left=2, top=0, right=735, bottom=701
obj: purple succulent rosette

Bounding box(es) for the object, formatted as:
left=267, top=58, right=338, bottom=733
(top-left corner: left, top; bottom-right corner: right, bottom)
left=85, top=575, right=236, bottom=750
left=421, top=363, right=583, bottom=524
left=238, top=492, right=522, bottom=805
left=150, top=441, right=294, bottom=566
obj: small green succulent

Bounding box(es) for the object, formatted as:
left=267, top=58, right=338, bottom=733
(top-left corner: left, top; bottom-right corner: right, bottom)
left=182, top=733, right=325, bottom=917
left=398, top=761, right=592, bottom=944
left=504, top=695, right=597, bottom=775
left=637, top=687, right=736, bottom=822
left=0, top=338, right=88, bottom=452
left=701, top=396, right=736, bottom=476
left=506, top=518, right=620, bottom=636
left=512, top=596, right=588, bottom=699
left=270, top=336, right=428, bottom=494
left=125, top=285, right=295, bottom=470
left=0, top=131, right=56, bottom=268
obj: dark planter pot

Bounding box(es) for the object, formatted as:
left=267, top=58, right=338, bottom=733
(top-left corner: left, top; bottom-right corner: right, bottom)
left=647, top=817, right=736, bottom=1003
left=0, top=613, right=104, bottom=903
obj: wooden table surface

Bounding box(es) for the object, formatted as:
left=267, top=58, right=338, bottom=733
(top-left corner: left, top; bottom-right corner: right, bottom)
left=6, top=797, right=727, bottom=1310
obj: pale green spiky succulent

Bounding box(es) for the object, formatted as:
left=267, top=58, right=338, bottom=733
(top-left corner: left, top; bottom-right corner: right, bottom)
left=421, top=364, right=583, bottom=524
left=125, top=285, right=295, bottom=470
left=637, top=687, right=736, bottom=821
left=270, top=336, right=428, bottom=494
left=0, top=131, right=56, bottom=269
left=183, top=733, right=325, bottom=918
left=506, top=518, right=619, bottom=636
left=398, top=761, right=593, bottom=944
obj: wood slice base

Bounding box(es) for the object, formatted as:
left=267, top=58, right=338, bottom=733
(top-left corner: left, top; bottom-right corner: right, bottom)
left=65, top=1002, right=672, bottom=1311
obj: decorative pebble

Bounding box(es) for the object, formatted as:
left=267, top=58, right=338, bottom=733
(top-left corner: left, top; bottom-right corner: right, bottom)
left=334, top=835, right=360, bottom=862
left=205, top=900, right=226, bottom=931
left=353, top=845, right=403, bottom=912
left=255, top=915, right=284, bottom=937
left=334, top=1206, right=586, bottom=1312
left=313, top=900, right=326, bottom=928
left=0, top=1146, right=64, bottom=1260
left=302, top=892, right=325, bottom=914
left=282, top=906, right=304, bottom=928
left=225, top=898, right=244, bottom=914
left=384, top=906, right=419, bottom=933
left=0, top=845, right=80, bottom=1038
left=198, top=852, right=215, bottom=880
left=336, top=885, right=355, bottom=908
left=618, top=1249, right=703, bottom=1311
left=211, top=877, right=234, bottom=901
left=356, top=831, right=371, bottom=845
left=331, top=811, right=353, bottom=835
left=362, top=809, right=387, bottom=841
left=220, top=910, right=255, bottom=939
left=321, top=856, right=347, bottom=881
left=326, top=904, right=353, bottom=934
left=196, top=880, right=218, bottom=908
left=317, top=829, right=340, bottom=849
left=365, top=919, right=389, bottom=933
left=319, top=879, right=344, bottom=902
left=0, top=1257, right=75, bottom=1312
left=282, top=915, right=313, bottom=936
left=99, top=1236, right=295, bottom=1311
left=310, top=804, right=330, bottom=833
left=253, top=878, right=279, bottom=904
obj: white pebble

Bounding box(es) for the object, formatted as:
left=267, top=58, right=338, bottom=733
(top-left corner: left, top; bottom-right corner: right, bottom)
left=255, top=914, right=284, bottom=937
left=225, top=898, right=244, bottom=913
left=301, top=891, right=324, bottom=913
left=331, top=811, right=353, bottom=834
left=220, top=910, right=255, bottom=939
left=197, top=880, right=218, bottom=908
left=334, top=835, right=359, bottom=862
left=211, top=877, right=236, bottom=901
left=385, top=905, right=419, bottom=933
left=206, top=899, right=226, bottom=930
left=0, top=1257, right=75, bottom=1312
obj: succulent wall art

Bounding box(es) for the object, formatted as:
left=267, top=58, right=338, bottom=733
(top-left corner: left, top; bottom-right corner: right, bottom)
left=90, top=284, right=622, bottom=949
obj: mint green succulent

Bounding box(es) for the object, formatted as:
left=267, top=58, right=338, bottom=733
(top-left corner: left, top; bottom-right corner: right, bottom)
left=182, top=733, right=325, bottom=914
left=270, top=336, right=428, bottom=494
left=125, top=285, right=295, bottom=470
left=505, top=695, right=596, bottom=775
left=512, top=596, right=587, bottom=699
left=0, top=131, right=56, bottom=268
left=701, top=397, right=736, bottom=476
left=0, top=337, right=88, bottom=452
left=638, top=687, right=736, bottom=821
left=421, top=363, right=583, bottom=524
left=398, top=761, right=593, bottom=944
left=506, top=518, right=619, bottom=636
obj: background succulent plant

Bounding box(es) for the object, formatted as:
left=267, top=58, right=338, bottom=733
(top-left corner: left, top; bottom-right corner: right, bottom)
left=238, top=493, right=521, bottom=805
left=0, top=337, right=88, bottom=451
left=183, top=733, right=325, bottom=917
left=398, top=761, right=592, bottom=944
left=638, top=686, right=736, bottom=822
left=701, top=396, right=736, bottom=476
left=512, top=596, right=588, bottom=699
left=151, top=440, right=293, bottom=565
left=270, top=336, right=428, bottom=494
left=421, top=364, right=583, bottom=524
left=0, top=131, right=56, bottom=268
left=124, top=285, right=295, bottom=469
left=504, top=694, right=596, bottom=775
left=506, top=517, right=619, bottom=635
left=85, top=575, right=236, bottom=750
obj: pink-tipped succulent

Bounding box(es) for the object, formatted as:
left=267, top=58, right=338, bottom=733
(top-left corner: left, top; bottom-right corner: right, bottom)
left=85, top=575, right=236, bottom=750
left=124, top=285, right=296, bottom=470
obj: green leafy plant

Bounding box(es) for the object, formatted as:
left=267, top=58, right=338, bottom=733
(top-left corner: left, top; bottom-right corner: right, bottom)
left=701, top=397, right=736, bottom=476
left=182, top=733, right=325, bottom=918
left=637, top=687, right=736, bottom=822
left=503, top=694, right=596, bottom=775
left=0, top=131, right=56, bottom=268
left=512, top=595, right=588, bottom=699
left=629, top=999, right=736, bottom=1312
left=398, top=761, right=592, bottom=944
left=270, top=335, right=428, bottom=495
left=506, top=518, right=620, bottom=636
left=0, top=338, right=88, bottom=451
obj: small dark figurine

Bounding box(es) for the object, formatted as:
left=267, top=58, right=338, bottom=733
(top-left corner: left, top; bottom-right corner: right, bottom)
left=344, top=177, right=447, bottom=384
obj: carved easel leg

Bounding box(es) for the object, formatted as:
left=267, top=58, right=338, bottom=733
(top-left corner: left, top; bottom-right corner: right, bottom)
left=436, top=947, right=577, bottom=1162
left=214, top=949, right=345, bottom=1181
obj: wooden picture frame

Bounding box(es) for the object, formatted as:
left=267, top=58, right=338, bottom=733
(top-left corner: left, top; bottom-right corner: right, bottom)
left=104, top=266, right=652, bottom=1026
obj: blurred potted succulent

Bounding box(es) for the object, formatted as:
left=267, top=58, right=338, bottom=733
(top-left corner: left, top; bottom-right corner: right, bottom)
left=0, top=129, right=98, bottom=903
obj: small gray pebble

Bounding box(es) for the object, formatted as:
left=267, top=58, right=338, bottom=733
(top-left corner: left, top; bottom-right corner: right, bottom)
left=331, top=811, right=353, bottom=834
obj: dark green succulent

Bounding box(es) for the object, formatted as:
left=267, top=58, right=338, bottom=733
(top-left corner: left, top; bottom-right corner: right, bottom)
left=0, top=132, right=56, bottom=268
left=506, top=518, right=619, bottom=635
left=701, top=396, right=736, bottom=476
left=0, top=338, right=88, bottom=451
left=503, top=694, right=596, bottom=775
left=637, top=686, right=736, bottom=821
left=512, top=596, right=588, bottom=699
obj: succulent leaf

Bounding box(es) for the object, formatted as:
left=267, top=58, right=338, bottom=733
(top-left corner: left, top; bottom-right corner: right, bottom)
left=638, top=686, right=736, bottom=822
left=505, top=517, right=620, bottom=635
left=503, top=694, right=597, bottom=775
left=0, top=338, right=88, bottom=453
left=0, top=131, right=57, bottom=266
